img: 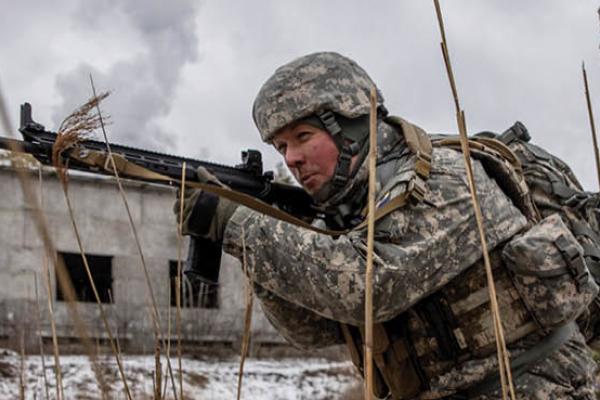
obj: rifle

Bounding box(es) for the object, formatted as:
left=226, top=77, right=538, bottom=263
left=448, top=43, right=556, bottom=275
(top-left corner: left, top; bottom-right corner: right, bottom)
left=0, top=103, right=316, bottom=289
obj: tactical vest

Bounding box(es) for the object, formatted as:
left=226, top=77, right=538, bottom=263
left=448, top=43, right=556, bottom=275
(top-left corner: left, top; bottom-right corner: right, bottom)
left=342, top=249, right=541, bottom=399
left=342, top=117, right=595, bottom=399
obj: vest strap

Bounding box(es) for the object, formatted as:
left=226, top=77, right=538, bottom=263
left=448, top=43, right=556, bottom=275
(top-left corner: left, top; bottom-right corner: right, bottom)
left=385, top=115, right=433, bottom=180
left=463, top=322, right=576, bottom=398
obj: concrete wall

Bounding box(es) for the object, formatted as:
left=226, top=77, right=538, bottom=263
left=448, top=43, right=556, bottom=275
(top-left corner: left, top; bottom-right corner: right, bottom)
left=0, top=166, right=284, bottom=352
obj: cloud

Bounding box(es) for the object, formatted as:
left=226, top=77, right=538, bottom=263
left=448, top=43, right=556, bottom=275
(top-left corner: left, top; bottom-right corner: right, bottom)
left=163, top=1, right=600, bottom=191
left=51, top=0, right=200, bottom=152
left=2, top=0, right=599, bottom=190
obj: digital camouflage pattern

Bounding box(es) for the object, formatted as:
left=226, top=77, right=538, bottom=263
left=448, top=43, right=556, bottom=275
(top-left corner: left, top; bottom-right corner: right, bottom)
left=428, top=327, right=597, bottom=399
left=221, top=116, right=598, bottom=397
left=252, top=52, right=384, bottom=142
left=502, top=213, right=599, bottom=330
left=224, top=122, right=527, bottom=325
left=505, top=136, right=600, bottom=342
left=252, top=285, right=344, bottom=349
left=474, top=328, right=596, bottom=399
left=233, top=50, right=599, bottom=397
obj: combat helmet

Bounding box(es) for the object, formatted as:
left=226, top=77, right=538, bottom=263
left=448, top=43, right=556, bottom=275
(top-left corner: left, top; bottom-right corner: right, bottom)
left=252, top=51, right=387, bottom=200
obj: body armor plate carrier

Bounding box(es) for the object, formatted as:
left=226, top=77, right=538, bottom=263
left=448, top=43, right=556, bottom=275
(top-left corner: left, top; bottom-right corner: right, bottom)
left=342, top=119, right=596, bottom=399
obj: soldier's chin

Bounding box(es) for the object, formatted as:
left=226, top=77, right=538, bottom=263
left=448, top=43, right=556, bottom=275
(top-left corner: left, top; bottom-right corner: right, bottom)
left=302, top=178, right=322, bottom=195
left=306, top=181, right=333, bottom=203
left=293, top=177, right=316, bottom=194
left=303, top=184, right=318, bottom=195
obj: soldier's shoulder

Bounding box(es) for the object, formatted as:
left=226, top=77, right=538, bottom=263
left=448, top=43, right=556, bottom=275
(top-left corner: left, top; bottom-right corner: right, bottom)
left=430, top=146, right=468, bottom=174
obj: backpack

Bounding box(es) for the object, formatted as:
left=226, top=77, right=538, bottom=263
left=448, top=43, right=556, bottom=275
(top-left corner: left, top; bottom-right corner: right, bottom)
left=384, top=118, right=600, bottom=342
left=431, top=122, right=600, bottom=341
left=482, top=122, right=600, bottom=342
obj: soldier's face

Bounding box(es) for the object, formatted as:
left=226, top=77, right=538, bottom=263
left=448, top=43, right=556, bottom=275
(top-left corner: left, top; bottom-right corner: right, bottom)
left=273, top=123, right=339, bottom=195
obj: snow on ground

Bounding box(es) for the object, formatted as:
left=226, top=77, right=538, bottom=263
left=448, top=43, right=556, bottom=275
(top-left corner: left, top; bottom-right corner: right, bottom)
left=0, top=349, right=359, bottom=399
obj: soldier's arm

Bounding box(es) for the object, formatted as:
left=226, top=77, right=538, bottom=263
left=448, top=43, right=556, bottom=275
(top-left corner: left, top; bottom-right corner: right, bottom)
left=223, top=151, right=527, bottom=326
left=253, top=285, right=344, bottom=348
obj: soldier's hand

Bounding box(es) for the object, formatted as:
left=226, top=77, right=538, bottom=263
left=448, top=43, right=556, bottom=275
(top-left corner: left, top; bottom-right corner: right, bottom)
left=173, top=167, right=238, bottom=241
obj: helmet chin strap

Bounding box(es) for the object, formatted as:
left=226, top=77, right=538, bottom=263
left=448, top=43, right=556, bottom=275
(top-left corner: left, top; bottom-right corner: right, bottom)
left=310, top=108, right=391, bottom=228
left=310, top=111, right=353, bottom=203
left=317, top=111, right=361, bottom=193
left=313, top=109, right=386, bottom=204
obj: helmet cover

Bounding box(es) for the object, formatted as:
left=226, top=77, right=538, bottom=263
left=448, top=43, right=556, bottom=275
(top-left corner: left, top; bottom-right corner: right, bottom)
left=252, top=51, right=384, bottom=142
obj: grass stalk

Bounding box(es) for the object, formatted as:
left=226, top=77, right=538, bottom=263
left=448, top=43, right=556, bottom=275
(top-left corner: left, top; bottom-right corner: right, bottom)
left=107, top=289, right=123, bottom=357
left=89, top=75, right=179, bottom=400
left=176, top=162, right=187, bottom=400
left=363, top=86, right=378, bottom=400
left=43, top=252, right=63, bottom=400
left=0, top=79, right=94, bottom=400
left=582, top=62, right=600, bottom=190
left=163, top=281, right=172, bottom=399
left=54, top=170, right=110, bottom=400
left=154, top=341, right=162, bottom=400
left=236, top=227, right=254, bottom=400
left=38, top=167, right=63, bottom=400
left=55, top=122, right=132, bottom=400
left=19, top=328, right=25, bottom=400
left=33, top=272, right=51, bottom=400
left=432, top=1, right=515, bottom=399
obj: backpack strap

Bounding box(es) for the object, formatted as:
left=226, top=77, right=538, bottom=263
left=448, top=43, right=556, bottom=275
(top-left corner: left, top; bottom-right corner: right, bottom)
left=433, top=136, right=540, bottom=222
left=384, top=115, right=432, bottom=180
left=463, top=322, right=577, bottom=398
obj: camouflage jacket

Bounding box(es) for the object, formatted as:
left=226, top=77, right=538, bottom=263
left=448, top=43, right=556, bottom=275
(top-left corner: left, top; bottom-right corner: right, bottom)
left=224, top=120, right=526, bottom=340
left=222, top=120, right=597, bottom=398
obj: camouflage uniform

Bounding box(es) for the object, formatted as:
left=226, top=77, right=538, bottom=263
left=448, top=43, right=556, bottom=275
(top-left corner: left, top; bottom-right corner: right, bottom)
left=221, top=52, right=597, bottom=398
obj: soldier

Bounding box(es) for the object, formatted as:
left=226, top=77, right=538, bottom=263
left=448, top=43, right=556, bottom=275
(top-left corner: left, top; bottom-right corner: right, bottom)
left=177, top=52, right=597, bottom=399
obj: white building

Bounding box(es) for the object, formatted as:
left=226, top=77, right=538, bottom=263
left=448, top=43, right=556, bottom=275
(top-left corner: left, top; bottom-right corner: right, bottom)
left=0, top=165, right=285, bottom=353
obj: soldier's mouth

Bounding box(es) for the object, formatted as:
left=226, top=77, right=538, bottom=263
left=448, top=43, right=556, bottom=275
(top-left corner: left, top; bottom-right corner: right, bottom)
left=301, top=173, right=317, bottom=185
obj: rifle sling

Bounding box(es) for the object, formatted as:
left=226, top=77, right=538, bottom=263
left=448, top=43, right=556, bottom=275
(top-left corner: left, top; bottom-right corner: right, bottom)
left=70, top=147, right=414, bottom=236
left=69, top=133, right=519, bottom=239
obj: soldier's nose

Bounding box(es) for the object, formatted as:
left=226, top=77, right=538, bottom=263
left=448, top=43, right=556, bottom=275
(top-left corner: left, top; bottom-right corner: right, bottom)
left=285, top=146, right=305, bottom=168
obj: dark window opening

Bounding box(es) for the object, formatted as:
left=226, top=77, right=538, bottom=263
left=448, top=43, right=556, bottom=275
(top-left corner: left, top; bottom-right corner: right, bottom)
left=169, top=261, right=218, bottom=309
left=56, top=252, right=113, bottom=303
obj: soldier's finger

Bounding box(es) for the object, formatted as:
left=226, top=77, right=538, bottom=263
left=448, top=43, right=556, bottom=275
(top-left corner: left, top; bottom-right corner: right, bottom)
left=196, top=166, right=226, bottom=187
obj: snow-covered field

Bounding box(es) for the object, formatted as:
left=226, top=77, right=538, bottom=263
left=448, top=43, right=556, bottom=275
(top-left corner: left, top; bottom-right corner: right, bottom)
left=0, top=349, right=359, bottom=399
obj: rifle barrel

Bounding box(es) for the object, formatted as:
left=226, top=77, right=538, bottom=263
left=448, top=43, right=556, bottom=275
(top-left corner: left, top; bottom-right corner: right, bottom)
left=0, top=137, right=39, bottom=153
left=6, top=103, right=317, bottom=219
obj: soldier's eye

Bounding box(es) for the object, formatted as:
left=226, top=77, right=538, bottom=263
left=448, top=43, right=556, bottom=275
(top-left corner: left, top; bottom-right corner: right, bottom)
left=297, top=131, right=312, bottom=141
left=275, top=143, right=287, bottom=155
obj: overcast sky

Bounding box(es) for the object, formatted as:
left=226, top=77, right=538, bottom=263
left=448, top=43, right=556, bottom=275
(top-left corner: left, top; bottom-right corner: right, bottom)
left=2, top=1, right=600, bottom=190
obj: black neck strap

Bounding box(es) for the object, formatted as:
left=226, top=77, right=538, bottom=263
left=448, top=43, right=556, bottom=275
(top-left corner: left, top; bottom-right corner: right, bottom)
left=317, top=111, right=362, bottom=192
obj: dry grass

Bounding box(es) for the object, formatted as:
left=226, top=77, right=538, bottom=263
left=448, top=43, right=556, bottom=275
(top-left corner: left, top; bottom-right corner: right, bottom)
left=88, top=77, right=180, bottom=398
left=0, top=150, right=39, bottom=168
left=52, top=92, right=109, bottom=184
left=50, top=91, right=136, bottom=400
left=433, top=1, right=515, bottom=398
left=175, top=162, right=187, bottom=400
left=52, top=93, right=131, bottom=399
left=237, top=227, right=254, bottom=400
